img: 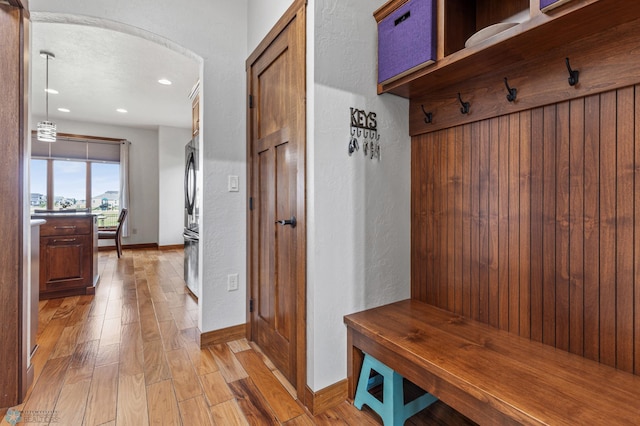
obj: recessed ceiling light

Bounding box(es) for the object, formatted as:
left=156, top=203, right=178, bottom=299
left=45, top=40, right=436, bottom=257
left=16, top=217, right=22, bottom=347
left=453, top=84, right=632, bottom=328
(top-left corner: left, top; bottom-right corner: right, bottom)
left=158, top=79, right=172, bottom=85
left=58, top=108, right=70, bottom=113
left=45, top=88, right=59, bottom=94
left=116, top=108, right=128, bottom=113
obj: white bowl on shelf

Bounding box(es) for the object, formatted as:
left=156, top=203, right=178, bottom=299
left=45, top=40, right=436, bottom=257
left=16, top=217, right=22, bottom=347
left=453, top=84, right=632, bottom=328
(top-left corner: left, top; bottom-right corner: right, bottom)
left=465, top=22, right=519, bottom=48
left=464, top=9, right=529, bottom=48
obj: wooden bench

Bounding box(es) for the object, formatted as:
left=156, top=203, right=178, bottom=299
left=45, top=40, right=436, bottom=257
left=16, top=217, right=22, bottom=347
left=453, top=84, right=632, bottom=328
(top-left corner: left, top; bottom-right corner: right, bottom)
left=344, top=299, right=640, bottom=425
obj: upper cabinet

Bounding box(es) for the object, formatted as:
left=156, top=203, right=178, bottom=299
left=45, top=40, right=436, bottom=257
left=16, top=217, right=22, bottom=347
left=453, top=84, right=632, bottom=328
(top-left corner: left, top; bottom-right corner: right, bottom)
left=375, top=0, right=640, bottom=100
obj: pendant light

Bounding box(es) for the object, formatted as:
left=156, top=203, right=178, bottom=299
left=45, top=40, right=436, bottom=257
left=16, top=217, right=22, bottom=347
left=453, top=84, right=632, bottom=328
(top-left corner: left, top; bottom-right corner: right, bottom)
left=37, top=50, right=57, bottom=142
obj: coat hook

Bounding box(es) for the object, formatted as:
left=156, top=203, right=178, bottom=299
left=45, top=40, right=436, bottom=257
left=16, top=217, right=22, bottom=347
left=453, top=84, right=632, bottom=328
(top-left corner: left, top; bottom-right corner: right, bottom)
left=565, top=57, right=579, bottom=86
left=504, top=77, right=517, bottom=102
left=457, top=93, right=470, bottom=115
left=420, top=105, right=433, bottom=124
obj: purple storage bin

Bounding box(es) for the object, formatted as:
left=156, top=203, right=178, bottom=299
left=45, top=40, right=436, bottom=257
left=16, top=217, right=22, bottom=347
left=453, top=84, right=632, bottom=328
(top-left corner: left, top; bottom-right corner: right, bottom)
left=378, top=0, right=436, bottom=84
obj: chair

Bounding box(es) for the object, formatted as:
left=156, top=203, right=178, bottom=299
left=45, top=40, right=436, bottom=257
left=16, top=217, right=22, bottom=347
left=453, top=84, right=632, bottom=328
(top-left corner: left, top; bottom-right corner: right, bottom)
left=98, top=208, right=128, bottom=258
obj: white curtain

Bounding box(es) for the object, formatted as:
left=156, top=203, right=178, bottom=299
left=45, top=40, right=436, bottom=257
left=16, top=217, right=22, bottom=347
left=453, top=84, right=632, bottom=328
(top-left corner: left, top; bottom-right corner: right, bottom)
left=120, top=140, right=131, bottom=237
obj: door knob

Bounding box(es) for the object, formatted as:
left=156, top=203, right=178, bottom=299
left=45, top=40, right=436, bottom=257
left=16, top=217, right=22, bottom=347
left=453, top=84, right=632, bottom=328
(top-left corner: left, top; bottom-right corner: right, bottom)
left=275, top=216, right=297, bottom=228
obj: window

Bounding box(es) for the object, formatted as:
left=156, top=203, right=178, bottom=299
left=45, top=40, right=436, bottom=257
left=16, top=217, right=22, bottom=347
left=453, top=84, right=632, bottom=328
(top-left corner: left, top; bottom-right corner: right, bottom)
left=30, top=159, right=48, bottom=211
left=91, top=162, right=120, bottom=227
left=31, top=134, right=124, bottom=228
left=53, top=160, right=87, bottom=209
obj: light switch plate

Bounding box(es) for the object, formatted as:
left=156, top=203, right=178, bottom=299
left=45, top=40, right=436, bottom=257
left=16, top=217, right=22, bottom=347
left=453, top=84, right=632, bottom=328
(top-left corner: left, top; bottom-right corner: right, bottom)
left=227, top=273, right=239, bottom=291
left=228, top=175, right=239, bottom=192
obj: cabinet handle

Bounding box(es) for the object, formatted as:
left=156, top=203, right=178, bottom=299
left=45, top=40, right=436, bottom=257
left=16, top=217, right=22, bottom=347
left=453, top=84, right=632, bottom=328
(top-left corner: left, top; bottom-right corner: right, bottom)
left=54, top=238, right=76, bottom=243
left=54, top=225, right=77, bottom=230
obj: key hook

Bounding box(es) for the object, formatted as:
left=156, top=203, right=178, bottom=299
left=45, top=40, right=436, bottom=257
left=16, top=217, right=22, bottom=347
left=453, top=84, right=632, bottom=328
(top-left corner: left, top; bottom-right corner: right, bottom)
left=420, top=105, right=433, bottom=124
left=457, top=93, right=470, bottom=115
left=565, top=57, right=579, bottom=86
left=504, top=77, right=517, bottom=102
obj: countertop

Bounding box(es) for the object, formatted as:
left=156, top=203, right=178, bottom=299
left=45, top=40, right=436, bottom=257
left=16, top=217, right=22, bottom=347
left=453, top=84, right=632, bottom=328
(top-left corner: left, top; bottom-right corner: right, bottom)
left=31, top=211, right=97, bottom=218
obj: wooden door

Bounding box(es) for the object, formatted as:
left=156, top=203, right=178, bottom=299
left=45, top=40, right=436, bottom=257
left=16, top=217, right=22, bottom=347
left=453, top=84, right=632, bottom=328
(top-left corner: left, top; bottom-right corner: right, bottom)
left=247, top=1, right=306, bottom=394
left=0, top=0, right=28, bottom=406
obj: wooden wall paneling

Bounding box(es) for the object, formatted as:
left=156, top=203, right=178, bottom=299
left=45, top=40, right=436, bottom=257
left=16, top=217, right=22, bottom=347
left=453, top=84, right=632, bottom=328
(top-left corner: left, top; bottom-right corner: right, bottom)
left=470, top=121, right=481, bottom=321
left=434, top=130, right=449, bottom=308
left=519, top=110, right=532, bottom=338
left=529, top=107, right=544, bottom=343
left=412, top=138, right=426, bottom=301
left=431, top=132, right=441, bottom=306
left=413, top=83, right=640, bottom=373
left=498, top=115, right=510, bottom=331
left=568, top=97, right=585, bottom=356
left=583, top=94, right=601, bottom=363
left=461, top=124, right=472, bottom=317
left=615, top=86, right=634, bottom=373
left=411, top=138, right=419, bottom=300
left=599, top=91, right=617, bottom=368
left=488, top=117, right=500, bottom=328
left=555, top=101, right=571, bottom=353
left=478, top=120, right=490, bottom=323
left=453, top=126, right=463, bottom=314
left=542, top=104, right=557, bottom=347
left=448, top=127, right=458, bottom=313
left=425, top=135, right=435, bottom=304
left=635, top=86, right=640, bottom=375
left=508, top=113, right=521, bottom=334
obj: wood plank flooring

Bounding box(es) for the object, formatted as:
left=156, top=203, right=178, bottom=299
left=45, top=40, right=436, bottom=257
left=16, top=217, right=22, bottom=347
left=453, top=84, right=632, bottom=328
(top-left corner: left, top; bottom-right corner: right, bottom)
left=2, top=249, right=470, bottom=425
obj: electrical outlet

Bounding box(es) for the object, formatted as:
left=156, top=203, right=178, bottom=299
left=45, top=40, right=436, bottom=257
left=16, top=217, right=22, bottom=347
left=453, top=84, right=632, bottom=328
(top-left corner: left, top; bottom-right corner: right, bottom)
left=227, top=273, right=239, bottom=291
left=132, top=228, right=138, bottom=235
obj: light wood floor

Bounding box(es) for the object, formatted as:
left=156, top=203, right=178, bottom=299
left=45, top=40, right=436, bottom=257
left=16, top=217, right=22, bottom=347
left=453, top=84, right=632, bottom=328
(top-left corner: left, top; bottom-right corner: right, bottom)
left=2, top=248, right=470, bottom=425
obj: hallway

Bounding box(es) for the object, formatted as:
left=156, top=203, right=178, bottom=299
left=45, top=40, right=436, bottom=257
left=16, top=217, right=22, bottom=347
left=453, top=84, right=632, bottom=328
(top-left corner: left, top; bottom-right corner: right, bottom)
left=2, top=249, right=465, bottom=425
left=0, top=249, right=370, bottom=425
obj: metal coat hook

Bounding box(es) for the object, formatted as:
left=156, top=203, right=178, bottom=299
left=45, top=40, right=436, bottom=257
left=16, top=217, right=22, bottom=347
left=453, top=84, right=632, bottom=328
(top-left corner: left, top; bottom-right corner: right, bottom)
left=457, top=92, right=470, bottom=115
left=565, top=57, right=579, bottom=86
left=504, top=77, right=517, bottom=102
left=420, top=105, right=433, bottom=124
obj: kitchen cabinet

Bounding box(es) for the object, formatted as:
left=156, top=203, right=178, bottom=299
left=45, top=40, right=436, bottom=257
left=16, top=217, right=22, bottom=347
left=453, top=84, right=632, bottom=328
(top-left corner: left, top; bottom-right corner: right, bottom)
left=32, top=213, right=99, bottom=299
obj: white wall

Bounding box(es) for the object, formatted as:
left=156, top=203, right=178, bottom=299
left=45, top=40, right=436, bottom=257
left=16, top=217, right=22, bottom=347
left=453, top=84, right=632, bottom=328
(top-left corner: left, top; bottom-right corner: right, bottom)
left=30, top=0, right=249, bottom=333
left=247, top=0, right=293, bottom=52
left=32, top=0, right=411, bottom=395
left=33, top=116, right=161, bottom=246
left=306, top=0, right=411, bottom=391
left=159, top=126, right=192, bottom=246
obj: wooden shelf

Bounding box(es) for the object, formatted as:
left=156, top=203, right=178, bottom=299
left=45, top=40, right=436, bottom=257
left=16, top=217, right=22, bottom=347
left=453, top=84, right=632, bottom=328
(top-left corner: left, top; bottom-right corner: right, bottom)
left=378, top=0, right=640, bottom=99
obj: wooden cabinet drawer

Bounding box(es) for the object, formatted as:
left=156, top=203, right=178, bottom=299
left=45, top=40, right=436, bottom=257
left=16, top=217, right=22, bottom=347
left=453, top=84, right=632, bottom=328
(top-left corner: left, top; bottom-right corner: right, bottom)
left=40, top=234, right=92, bottom=291
left=41, top=218, right=91, bottom=236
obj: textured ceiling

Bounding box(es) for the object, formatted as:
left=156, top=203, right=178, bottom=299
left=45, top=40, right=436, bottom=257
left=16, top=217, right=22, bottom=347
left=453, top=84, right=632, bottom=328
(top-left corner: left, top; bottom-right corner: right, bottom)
left=31, top=23, right=200, bottom=130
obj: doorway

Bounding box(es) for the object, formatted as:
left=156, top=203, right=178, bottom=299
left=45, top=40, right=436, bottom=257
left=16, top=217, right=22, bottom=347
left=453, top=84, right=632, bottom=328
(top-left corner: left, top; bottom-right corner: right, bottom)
left=246, top=0, right=307, bottom=399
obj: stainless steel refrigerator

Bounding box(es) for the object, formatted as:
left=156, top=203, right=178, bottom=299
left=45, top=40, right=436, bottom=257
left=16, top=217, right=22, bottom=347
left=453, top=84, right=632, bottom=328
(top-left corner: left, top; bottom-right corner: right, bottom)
left=184, top=137, right=199, bottom=298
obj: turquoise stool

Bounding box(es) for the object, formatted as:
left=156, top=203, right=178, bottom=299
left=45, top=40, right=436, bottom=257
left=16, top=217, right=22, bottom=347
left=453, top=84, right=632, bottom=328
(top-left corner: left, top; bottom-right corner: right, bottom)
left=354, top=353, right=437, bottom=426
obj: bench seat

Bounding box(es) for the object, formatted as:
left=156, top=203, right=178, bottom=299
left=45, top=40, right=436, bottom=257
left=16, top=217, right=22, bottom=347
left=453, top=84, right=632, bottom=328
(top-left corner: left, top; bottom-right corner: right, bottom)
left=344, top=299, right=640, bottom=425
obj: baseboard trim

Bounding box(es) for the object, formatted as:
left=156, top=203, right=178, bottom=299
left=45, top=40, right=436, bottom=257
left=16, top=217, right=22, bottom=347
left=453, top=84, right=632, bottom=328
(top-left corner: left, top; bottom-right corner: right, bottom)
left=158, top=244, right=184, bottom=250
left=199, top=324, right=246, bottom=348
left=304, top=379, right=348, bottom=415
left=98, top=243, right=159, bottom=251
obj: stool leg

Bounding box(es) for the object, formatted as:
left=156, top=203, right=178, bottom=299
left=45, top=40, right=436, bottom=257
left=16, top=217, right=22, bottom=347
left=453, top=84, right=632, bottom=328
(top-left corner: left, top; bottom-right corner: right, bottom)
left=354, top=355, right=374, bottom=410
